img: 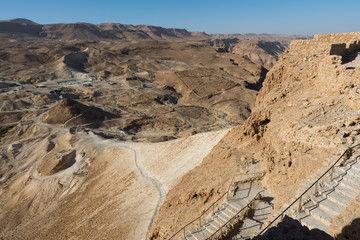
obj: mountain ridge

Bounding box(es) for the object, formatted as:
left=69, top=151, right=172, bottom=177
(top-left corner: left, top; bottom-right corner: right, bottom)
left=0, top=18, right=312, bottom=42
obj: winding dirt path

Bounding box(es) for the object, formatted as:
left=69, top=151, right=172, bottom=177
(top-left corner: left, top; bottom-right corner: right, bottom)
left=32, top=110, right=167, bottom=234
left=88, top=132, right=167, bottom=232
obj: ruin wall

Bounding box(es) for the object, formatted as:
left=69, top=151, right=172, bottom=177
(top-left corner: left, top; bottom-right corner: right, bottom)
left=289, top=32, right=360, bottom=56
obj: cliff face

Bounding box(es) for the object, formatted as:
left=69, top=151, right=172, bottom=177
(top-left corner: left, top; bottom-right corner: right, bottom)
left=149, top=32, right=360, bottom=239
left=208, top=38, right=290, bottom=70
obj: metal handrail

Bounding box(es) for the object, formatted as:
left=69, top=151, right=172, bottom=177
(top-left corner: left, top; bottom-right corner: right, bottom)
left=168, top=191, right=229, bottom=240
left=227, top=172, right=265, bottom=198
left=168, top=172, right=264, bottom=240
left=257, top=144, right=360, bottom=236
left=207, top=190, right=264, bottom=240
left=231, top=172, right=265, bottom=184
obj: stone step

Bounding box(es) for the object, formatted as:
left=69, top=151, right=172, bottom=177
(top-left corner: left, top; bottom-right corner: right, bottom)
left=336, top=183, right=359, bottom=198
left=190, top=229, right=207, bottom=240
left=346, top=168, right=360, bottom=178
left=228, top=201, right=243, bottom=212
left=286, top=156, right=360, bottom=234
left=342, top=174, right=360, bottom=185
left=217, top=211, right=231, bottom=224
left=227, top=202, right=242, bottom=213
left=185, top=229, right=197, bottom=240
left=203, top=220, right=218, bottom=233
left=323, top=181, right=359, bottom=198
left=336, top=165, right=352, bottom=176
left=307, top=205, right=334, bottom=225
left=201, top=223, right=215, bottom=237
left=303, top=200, right=318, bottom=212
left=252, top=207, right=273, bottom=222
left=212, top=214, right=227, bottom=227
left=339, top=178, right=360, bottom=191
left=351, top=162, right=360, bottom=171
left=208, top=219, right=222, bottom=232
left=222, top=207, right=236, bottom=219
left=313, top=195, right=344, bottom=215
left=325, top=189, right=354, bottom=207
left=300, top=213, right=329, bottom=232
left=349, top=159, right=360, bottom=167
left=235, top=218, right=261, bottom=239
left=217, top=203, right=227, bottom=212
left=296, top=210, right=309, bottom=220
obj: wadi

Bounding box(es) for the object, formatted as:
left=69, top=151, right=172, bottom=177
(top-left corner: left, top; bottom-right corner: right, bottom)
left=0, top=18, right=359, bottom=240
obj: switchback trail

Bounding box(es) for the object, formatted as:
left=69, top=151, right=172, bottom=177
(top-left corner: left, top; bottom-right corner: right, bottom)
left=88, top=132, right=167, bottom=233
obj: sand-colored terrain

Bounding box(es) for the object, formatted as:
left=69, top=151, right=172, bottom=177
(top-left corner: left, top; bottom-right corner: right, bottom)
left=0, top=38, right=266, bottom=141
left=1, top=19, right=359, bottom=240
left=0, top=24, right=275, bottom=239
left=0, top=112, right=230, bottom=239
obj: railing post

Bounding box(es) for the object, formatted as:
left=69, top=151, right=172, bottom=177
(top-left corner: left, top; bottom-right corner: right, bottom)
left=298, top=196, right=302, bottom=213
left=199, top=215, right=201, bottom=227
left=314, top=181, right=319, bottom=196
left=281, top=213, right=284, bottom=221
left=330, top=166, right=334, bottom=182
left=220, top=228, right=223, bottom=240
left=183, top=226, right=186, bottom=239
left=257, top=193, right=262, bottom=200
left=212, top=204, right=215, bottom=215
left=345, top=148, right=351, bottom=160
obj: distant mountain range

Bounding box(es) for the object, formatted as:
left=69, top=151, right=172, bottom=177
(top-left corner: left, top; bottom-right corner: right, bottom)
left=0, top=18, right=312, bottom=41
left=0, top=18, right=210, bottom=41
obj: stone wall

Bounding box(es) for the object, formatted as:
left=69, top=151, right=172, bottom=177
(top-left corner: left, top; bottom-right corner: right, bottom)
left=289, top=32, right=360, bottom=56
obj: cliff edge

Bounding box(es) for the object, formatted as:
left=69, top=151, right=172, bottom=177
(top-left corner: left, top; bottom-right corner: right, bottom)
left=149, top=32, right=360, bottom=239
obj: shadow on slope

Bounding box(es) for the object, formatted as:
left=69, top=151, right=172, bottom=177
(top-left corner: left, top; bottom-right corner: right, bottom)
left=41, top=98, right=119, bottom=127
left=336, top=218, right=360, bottom=240
left=253, top=215, right=333, bottom=240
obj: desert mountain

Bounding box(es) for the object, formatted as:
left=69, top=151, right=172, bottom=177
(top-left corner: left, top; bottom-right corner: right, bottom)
left=0, top=18, right=312, bottom=43
left=211, top=33, right=312, bottom=41
left=0, top=18, right=39, bottom=25
left=0, top=19, right=311, bottom=72
left=0, top=19, right=210, bottom=41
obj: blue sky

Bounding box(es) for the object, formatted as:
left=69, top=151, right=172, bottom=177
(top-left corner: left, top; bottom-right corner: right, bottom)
left=1, top=0, right=359, bottom=34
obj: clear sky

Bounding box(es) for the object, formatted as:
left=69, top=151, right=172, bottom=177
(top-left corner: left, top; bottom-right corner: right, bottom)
left=1, top=0, right=359, bottom=35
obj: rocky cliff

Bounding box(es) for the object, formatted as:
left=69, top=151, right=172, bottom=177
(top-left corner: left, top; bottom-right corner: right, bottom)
left=209, top=38, right=291, bottom=70
left=149, top=32, right=360, bottom=239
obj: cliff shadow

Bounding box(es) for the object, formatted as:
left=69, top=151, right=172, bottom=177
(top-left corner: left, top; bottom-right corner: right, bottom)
left=253, top=215, right=333, bottom=240
left=335, top=217, right=360, bottom=240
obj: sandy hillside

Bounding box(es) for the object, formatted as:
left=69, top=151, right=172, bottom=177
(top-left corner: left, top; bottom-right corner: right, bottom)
left=0, top=114, right=230, bottom=240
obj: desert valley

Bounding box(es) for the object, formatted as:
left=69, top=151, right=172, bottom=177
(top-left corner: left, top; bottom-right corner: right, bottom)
left=0, top=18, right=360, bottom=240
